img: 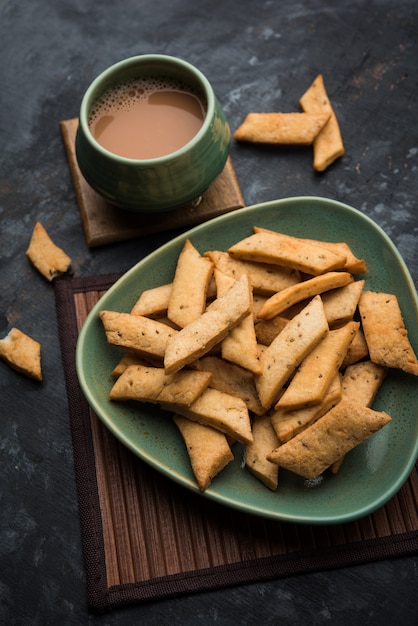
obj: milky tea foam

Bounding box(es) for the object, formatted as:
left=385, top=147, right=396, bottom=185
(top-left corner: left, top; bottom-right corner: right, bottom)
left=88, top=76, right=207, bottom=160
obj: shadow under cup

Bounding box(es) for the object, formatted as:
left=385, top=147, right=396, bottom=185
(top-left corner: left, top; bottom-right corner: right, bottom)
left=75, top=55, right=231, bottom=213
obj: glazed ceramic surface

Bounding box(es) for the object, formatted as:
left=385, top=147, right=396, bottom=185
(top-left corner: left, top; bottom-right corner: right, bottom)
left=76, top=197, right=418, bottom=524
left=75, top=54, right=230, bottom=212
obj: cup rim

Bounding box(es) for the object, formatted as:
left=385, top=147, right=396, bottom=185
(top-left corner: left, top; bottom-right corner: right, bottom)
left=78, top=54, right=216, bottom=164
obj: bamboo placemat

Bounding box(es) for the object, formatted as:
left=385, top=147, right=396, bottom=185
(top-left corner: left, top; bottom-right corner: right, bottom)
left=54, top=273, right=418, bottom=614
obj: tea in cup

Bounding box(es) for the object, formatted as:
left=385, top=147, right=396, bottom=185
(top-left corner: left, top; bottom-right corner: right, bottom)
left=75, top=54, right=231, bottom=212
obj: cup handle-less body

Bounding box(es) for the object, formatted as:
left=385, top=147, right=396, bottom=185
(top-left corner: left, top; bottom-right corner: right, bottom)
left=75, top=55, right=231, bottom=212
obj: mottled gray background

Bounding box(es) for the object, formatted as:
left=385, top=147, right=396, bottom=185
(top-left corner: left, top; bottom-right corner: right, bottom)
left=1, top=1, right=417, bottom=625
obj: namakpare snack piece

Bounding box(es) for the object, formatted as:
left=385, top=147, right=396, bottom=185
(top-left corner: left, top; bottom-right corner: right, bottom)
left=0, top=327, right=42, bottom=381
left=255, top=295, right=329, bottom=409
left=257, top=271, right=354, bottom=320
left=100, top=310, right=177, bottom=362
left=228, top=230, right=347, bottom=275
left=245, top=414, right=280, bottom=490
left=299, top=74, right=345, bottom=171
left=167, top=239, right=214, bottom=328
left=164, top=273, right=252, bottom=375
left=173, top=415, right=234, bottom=491
left=267, top=400, right=391, bottom=480
left=26, top=221, right=71, bottom=281
left=109, top=364, right=212, bottom=407
left=359, top=291, right=418, bottom=376
left=165, top=387, right=253, bottom=446
left=234, top=112, right=330, bottom=145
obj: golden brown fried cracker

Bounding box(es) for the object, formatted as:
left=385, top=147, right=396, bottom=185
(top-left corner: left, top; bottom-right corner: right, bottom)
left=341, top=328, right=369, bottom=367
left=26, top=221, right=71, bottom=281
left=267, top=400, right=391, bottom=480
left=194, top=355, right=265, bottom=415
left=109, top=364, right=212, bottom=406
left=330, top=361, right=387, bottom=474
left=359, top=291, right=418, bottom=375
left=234, top=112, right=330, bottom=145
left=164, top=274, right=252, bottom=375
left=228, top=231, right=346, bottom=276
left=299, top=74, right=345, bottom=171
left=245, top=414, right=280, bottom=490
left=167, top=239, right=214, bottom=328
left=255, top=295, right=329, bottom=409
left=275, top=321, right=358, bottom=410
left=0, top=327, right=42, bottom=381
left=215, top=270, right=261, bottom=375
left=254, top=316, right=288, bottom=346
left=341, top=360, right=387, bottom=406
left=173, top=415, right=234, bottom=491
left=321, top=280, right=365, bottom=327
left=165, top=387, right=253, bottom=445
left=204, top=250, right=301, bottom=295
left=257, top=272, right=353, bottom=320
left=99, top=310, right=176, bottom=362
left=270, top=373, right=342, bottom=443
left=302, top=239, right=367, bottom=274
left=131, top=283, right=173, bottom=318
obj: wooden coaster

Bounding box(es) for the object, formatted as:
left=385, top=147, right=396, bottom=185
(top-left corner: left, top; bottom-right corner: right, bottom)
left=60, top=118, right=245, bottom=247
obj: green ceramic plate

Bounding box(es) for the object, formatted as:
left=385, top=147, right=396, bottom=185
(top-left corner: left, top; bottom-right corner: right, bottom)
left=76, top=197, right=418, bottom=524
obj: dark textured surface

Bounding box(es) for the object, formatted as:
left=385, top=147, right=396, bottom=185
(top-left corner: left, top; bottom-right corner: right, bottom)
left=0, top=1, right=417, bottom=624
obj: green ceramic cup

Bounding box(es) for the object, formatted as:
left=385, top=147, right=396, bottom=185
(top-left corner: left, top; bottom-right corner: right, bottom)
left=75, top=54, right=231, bottom=212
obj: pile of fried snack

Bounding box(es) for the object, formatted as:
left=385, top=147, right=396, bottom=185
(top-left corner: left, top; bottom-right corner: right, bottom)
left=99, top=227, right=418, bottom=491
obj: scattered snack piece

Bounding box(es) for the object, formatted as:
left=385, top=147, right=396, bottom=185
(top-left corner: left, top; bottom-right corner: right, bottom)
left=257, top=271, right=354, bottom=320
left=275, top=321, right=358, bottom=410
left=299, top=74, right=345, bottom=171
left=167, top=239, right=214, bottom=328
left=359, top=291, right=418, bottom=375
left=267, top=400, right=391, bottom=480
left=173, top=415, right=234, bottom=491
left=255, top=295, right=329, bottom=409
left=109, top=364, right=211, bottom=407
left=234, top=112, right=330, bottom=145
left=165, top=387, right=253, bottom=445
left=164, top=274, right=251, bottom=375
left=245, top=414, right=280, bottom=490
left=26, top=221, right=71, bottom=281
left=228, top=230, right=347, bottom=275
left=0, top=327, right=42, bottom=381
left=99, top=311, right=177, bottom=362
